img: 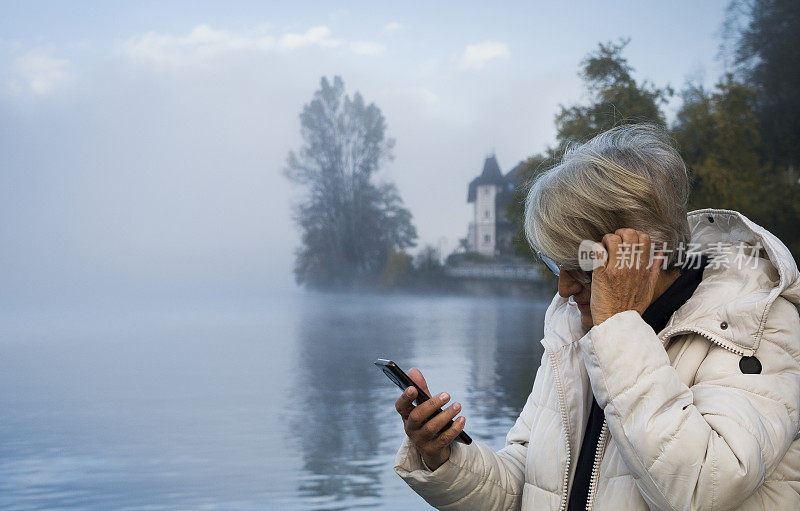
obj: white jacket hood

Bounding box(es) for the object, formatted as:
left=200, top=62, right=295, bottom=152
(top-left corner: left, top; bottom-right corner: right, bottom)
left=665, top=209, right=800, bottom=355
left=542, top=208, right=800, bottom=357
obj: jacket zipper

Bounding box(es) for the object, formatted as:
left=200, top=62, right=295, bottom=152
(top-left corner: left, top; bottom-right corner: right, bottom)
left=548, top=350, right=572, bottom=511
left=585, top=419, right=608, bottom=511
left=580, top=327, right=744, bottom=510
left=658, top=326, right=749, bottom=356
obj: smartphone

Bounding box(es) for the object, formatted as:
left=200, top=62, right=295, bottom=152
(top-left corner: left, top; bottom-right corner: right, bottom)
left=374, top=358, right=472, bottom=445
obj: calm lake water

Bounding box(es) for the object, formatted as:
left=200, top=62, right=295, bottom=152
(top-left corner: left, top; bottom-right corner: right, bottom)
left=0, top=291, right=551, bottom=510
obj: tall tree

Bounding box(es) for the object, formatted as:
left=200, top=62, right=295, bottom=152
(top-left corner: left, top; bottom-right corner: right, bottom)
left=673, top=75, right=800, bottom=261
left=553, top=39, right=672, bottom=152
left=672, top=76, right=763, bottom=213
left=722, top=0, right=800, bottom=261
left=509, top=41, right=670, bottom=258
left=726, top=0, right=800, bottom=169
left=284, top=76, right=417, bottom=289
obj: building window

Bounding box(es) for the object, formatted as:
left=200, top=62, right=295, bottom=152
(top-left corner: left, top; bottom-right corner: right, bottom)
left=484, top=209, right=490, bottom=219
left=483, top=188, right=490, bottom=196
left=484, top=234, right=491, bottom=243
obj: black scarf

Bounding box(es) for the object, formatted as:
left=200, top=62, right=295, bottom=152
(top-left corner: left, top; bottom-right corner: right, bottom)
left=566, top=254, right=709, bottom=510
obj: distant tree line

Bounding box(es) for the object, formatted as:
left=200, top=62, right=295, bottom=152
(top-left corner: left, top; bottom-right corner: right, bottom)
left=509, top=0, right=800, bottom=265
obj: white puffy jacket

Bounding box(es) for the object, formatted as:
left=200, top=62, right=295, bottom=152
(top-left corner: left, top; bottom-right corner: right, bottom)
left=395, top=209, right=800, bottom=510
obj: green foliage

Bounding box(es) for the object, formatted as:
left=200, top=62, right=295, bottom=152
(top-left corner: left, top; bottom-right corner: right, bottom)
left=413, top=245, right=442, bottom=272
left=673, top=76, right=763, bottom=213
left=508, top=154, right=552, bottom=260
left=379, top=249, right=413, bottom=289
left=284, top=76, right=418, bottom=289
left=671, top=0, right=800, bottom=263
left=728, top=0, right=800, bottom=168
left=674, top=74, right=800, bottom=262
left=554, top=39, right=672, bottom=153
left=507, top=33, right=800, bottom=265
left=405, top=245, right=458, bottom=292
left=446, top=251, right=494, bottom=266
left=379, top=245, right=464, bottom=293
left=508, top=40, right=670, bottom=260
left=722, top=0, right=800, bottom=262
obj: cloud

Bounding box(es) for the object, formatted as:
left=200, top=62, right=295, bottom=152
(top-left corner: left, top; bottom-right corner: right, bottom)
left=349, top=41, right=385, bottom=56
left=383, top=22, right=406, bottom=34
left=394, top=86, right=439, bottom=105
left=457, top=41, right=510, bottom=70
left=124, top=24, right=387, bottom=65
left=125, top=24, right=276, bottom=64
left=7, top=51, right=70, bottom=94
left=277, top=26, right=340, bottom=50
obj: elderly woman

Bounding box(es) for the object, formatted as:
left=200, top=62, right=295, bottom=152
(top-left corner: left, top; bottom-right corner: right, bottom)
left=392, top=124, right=800, bottom=510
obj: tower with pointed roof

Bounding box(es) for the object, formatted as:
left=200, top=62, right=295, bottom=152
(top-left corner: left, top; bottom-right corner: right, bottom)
left=467, top=154, right=523, bottom=257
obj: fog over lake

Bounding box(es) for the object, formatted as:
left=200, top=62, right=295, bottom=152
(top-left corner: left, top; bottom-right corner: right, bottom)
left=0, top=2, right=737, bottom=509
left=0, top=292, right=550, bottom=510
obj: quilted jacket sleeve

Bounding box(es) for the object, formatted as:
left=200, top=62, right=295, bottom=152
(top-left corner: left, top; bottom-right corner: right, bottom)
left=579, top=303, right=800, bottom=511
left=393, top=351, right=548, bottom=510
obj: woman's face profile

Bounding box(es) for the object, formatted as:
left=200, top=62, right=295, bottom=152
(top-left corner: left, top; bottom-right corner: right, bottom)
left=558, top=272, right=593, bottom=329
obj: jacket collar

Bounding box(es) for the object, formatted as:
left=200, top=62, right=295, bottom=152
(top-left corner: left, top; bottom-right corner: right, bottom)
left=540, top=209, right=800, bottom=356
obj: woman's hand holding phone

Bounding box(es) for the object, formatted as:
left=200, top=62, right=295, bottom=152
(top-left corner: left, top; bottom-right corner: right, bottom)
left=394, top=367, right=467, bottom=471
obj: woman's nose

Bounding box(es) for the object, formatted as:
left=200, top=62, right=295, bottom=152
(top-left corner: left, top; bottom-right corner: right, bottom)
left=557, top=272, right=584, bottom=298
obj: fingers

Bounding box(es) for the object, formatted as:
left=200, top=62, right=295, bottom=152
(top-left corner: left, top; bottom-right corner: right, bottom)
left=406, top=397, right=467, bottom=454
left=393, top=367, right=466, bottom=455
left=612, top=228, right=641, bottom=267
left=406, top=391, right=451, bottom=432
left=423, top=401, right=462, bottom=439
left=599, top=233, right=621, bottom=272
left=590, top=241, right=608, bottom=269
left=395, top=386, right=417, bottom=420
left=606, top=228, right=653, bottom=272
left=614, top=228, right=640, bottom=247
left=434, top=416, right=467, bottom=449
left=408, top=367, right=431, bottom=397
left=648, top=250, right=664, bottom=282
left=395, top=368, right=434, bottom=423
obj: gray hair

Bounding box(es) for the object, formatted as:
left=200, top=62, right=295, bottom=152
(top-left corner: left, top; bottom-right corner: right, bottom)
left=523, top=124, right=691, bottom=269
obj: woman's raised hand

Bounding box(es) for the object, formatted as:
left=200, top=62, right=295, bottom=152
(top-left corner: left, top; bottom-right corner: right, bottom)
left=589, top=228, right=664, bottom=326
left=394, top=367, right=466, bottom=471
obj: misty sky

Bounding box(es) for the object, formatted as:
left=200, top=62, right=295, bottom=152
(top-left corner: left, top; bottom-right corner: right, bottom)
left=0, top=0, right=731, bottom=308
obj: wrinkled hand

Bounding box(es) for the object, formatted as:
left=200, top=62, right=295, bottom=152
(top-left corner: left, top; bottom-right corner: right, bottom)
left=394, top=368, right=466, bottom=471
left=590, top=228, right=664, bottom=326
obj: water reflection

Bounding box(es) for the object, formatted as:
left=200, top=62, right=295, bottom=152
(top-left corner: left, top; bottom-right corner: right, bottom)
left=0, top=292, right=553, bottom=510
left=291, top=293, right=414, bottom=509
left=291, top=292, right=551, bottom=508
left=468, top=299, right=548, bottom=412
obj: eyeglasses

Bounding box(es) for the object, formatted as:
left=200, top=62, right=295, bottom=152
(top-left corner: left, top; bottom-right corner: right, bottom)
left=536, top=251, right=592, bottom=285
